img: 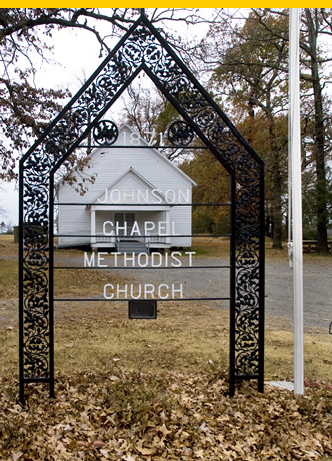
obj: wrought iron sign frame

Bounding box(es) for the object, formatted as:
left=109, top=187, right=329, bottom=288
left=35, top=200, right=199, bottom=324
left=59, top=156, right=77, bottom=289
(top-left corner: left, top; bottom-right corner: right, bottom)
left=19, top=12, right=265, bottom=403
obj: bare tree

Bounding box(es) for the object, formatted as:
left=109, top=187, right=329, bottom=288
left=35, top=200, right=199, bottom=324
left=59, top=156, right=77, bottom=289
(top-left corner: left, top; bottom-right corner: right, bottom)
left=193, top=8, right=332, bottom=251
left=120, top=82, right=192, bottom=162
left=249, top=8, right=332, bottom=251
left=195, top=9, right=289, bottom=248
left=0, top=8, right=207, bottom=182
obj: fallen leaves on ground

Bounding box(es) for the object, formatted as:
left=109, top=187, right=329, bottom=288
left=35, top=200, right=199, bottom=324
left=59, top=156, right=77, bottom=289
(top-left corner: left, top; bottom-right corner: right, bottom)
left=1, top=368, right=332, bottom=460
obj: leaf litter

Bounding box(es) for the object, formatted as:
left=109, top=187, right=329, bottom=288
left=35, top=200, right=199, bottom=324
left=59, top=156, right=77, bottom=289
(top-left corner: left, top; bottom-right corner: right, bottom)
left=1, top=368, right=332, bottom=460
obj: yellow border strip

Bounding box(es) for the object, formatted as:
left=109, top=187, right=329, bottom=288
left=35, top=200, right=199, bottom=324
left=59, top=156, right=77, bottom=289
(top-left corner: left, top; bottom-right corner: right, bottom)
left=0, top=5, right=324, bottom=9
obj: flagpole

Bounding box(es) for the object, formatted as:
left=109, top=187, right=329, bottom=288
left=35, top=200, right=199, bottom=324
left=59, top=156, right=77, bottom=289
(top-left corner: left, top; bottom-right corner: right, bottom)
left=289, top=8, right=304, bottom=395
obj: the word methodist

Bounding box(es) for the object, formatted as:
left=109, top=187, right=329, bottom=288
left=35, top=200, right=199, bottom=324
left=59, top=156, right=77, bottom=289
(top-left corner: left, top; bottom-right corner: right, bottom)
left=84, top=251, right=196, bottom=268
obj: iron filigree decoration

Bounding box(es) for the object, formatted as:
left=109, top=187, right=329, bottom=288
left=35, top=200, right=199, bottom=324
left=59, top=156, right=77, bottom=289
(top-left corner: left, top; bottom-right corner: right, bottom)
left=167, top=121, right=194, bottom=146
left=19, top=14, right=264, bottom=401
left=93, top=120, right=118, bottom=145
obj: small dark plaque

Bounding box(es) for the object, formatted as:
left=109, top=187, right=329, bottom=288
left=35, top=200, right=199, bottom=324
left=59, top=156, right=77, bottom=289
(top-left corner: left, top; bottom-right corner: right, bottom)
left=129, top=300, right=157, bottom=319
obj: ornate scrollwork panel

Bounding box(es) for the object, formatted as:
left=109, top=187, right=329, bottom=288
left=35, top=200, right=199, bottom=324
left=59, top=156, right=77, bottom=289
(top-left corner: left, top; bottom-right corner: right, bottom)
left=93, top=120, right=118, bottom=145
left=168, top=121, right=194, bottom=147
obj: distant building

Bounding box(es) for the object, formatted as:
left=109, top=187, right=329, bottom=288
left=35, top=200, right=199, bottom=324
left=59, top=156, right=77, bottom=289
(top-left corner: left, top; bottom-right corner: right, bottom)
left=56, top=125, right=196, bottom=252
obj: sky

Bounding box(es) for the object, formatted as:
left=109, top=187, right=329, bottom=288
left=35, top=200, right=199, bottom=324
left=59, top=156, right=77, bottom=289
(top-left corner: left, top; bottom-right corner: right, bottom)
left=0, top=8, right=214, bottom=226
left=0, top=26, right=104, bottom=226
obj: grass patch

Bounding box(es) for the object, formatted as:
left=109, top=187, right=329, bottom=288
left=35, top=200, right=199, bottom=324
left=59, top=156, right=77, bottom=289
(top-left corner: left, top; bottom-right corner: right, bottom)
left=0, top=234, right=18, bottom=256
left=191, top=236, right=230, bottom=257
left=2, top=304, right=332, bottom=386
left=0, top=260, right=18, bottom=298
left=265, top=328, right=332, bottom=383
left=54, top=312, right=332, bottom=384
left=48, top=301, right=230, bottom=377
left=265, top=238, right=289, bottom=261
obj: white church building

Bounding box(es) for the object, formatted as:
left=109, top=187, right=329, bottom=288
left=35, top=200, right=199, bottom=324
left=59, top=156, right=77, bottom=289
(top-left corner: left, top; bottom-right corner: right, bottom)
left=56, top=125, right=196, bottom=252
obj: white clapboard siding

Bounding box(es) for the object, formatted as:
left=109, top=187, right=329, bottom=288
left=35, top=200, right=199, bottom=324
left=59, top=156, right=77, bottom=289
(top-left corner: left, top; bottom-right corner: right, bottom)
left=57, top=125, right=195, bottom=248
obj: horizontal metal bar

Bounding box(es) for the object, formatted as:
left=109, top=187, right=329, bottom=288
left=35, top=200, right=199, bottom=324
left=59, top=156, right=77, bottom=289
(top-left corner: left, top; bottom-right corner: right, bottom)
left=54, top=297, right=231, bottom=302
left=54, top=233, right=231, bottom=238
left=54, top=202, right=231, bottom=207
left=54, top=265, right=231, bottom=270
left=78, top=145, right=211, bottom=149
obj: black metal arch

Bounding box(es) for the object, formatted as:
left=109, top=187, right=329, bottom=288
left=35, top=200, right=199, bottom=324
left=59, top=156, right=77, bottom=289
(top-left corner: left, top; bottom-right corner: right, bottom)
left=19, top=13, right=264, bottom=402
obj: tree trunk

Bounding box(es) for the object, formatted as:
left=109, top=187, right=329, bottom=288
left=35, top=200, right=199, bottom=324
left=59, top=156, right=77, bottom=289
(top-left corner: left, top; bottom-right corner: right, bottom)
left=271, top=161, right=283, bottom=249
left=267, top=113, right=283, bottom=249
left=305, top=9, right=328, bottom=252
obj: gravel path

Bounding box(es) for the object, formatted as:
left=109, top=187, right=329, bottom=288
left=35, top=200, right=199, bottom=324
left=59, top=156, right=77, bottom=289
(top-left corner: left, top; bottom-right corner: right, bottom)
left=265, top=259, right=332, bottom=332
left=1, top=254, right=332, bottom=333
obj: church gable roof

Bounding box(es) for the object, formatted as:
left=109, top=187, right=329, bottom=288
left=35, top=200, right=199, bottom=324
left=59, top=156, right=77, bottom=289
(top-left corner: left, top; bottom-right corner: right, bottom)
left=90, top=167, right=166, bottom=205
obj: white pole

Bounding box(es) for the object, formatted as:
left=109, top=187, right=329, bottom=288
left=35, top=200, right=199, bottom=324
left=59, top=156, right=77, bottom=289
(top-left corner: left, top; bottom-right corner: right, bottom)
left=289, top=8, right=304, bottom=395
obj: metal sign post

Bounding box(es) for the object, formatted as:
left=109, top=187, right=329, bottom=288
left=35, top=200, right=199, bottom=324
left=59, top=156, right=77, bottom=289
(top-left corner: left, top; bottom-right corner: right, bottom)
left=289, top=8, right=304, bottom=395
